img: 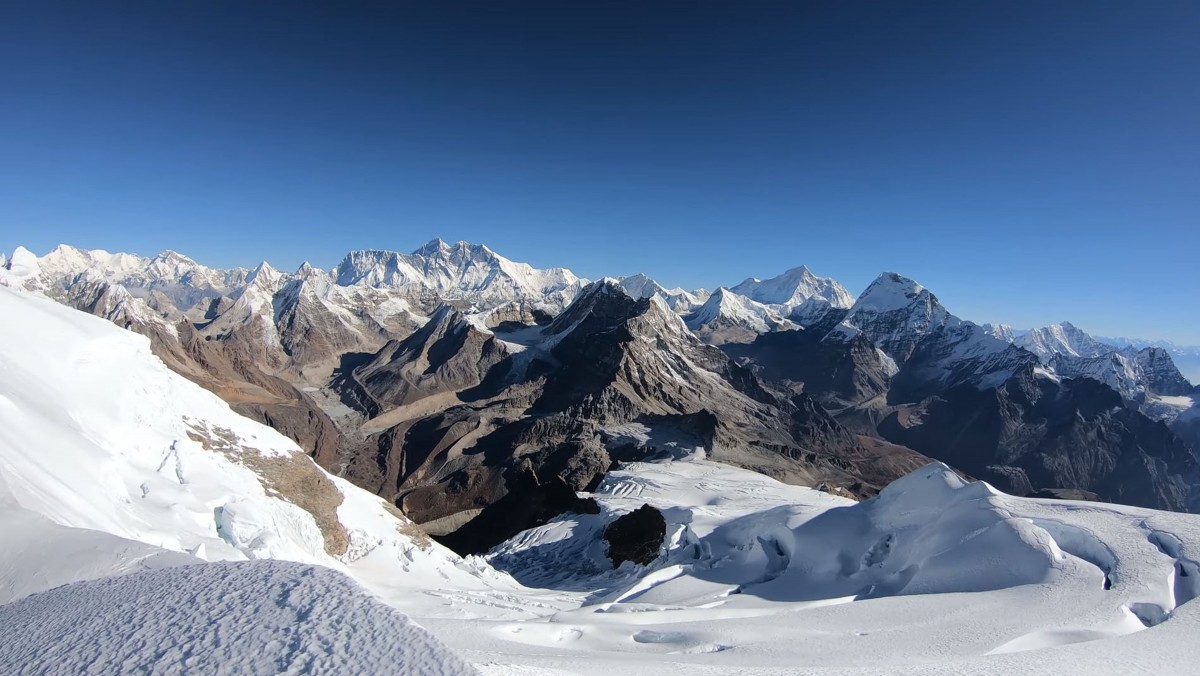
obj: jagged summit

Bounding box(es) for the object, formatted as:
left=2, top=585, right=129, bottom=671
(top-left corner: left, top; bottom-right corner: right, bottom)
left=731, top=264, right=853, bottom=311
left=616, top=273, right=706, bottom=312
left=685, top=288, right=797, bottom=345
left=1015, top=321, right=1113, bottom=360
left=333, top=241, right=586, bottom=311
left=851, top=272, right=933, bottom=313
left=245, top=261, right=283, bottom=287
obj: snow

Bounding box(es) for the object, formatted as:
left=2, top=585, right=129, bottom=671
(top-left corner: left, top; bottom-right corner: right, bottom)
left=730, top=265, right=854, bottom=312
left=3, top=246, right=40, bottom=281
left=0, top=283, right=502, bottom=670
left=685, top=287, right=796, bottom=335
left=0, top=560, right=476, bottom=675
left=333, top=240, right=587, bottom=310
left=1015, top=321, right=1113, bottom=360
left=848, top=271, right=933, bottom=314
left=617, top=273, right=706, bottom=312
left=431, top=453, right=1200, bottom=675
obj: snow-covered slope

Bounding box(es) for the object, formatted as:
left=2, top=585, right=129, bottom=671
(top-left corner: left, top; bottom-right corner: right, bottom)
left=463, top=452, right=1200, bottom=675
left=0, top=283, right=499, bottom=672
left=0, top=560, right=476, bottom=675
left=617, top=273, right=707, bottom=312
left=731, top=265, right=853, bottom=325
left=1016, top=321, right=1113, bottom=360
left=684, top=288, right=798, bottom=344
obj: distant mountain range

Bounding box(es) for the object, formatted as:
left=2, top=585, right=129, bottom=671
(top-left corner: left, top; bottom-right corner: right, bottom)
left=4, top=239, right=1197, bottom=548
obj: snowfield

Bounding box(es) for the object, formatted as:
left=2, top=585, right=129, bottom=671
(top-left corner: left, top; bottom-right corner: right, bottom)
left=2, top=282, right=1200, bottom=674
left=0, top=561, right=477, bottom=676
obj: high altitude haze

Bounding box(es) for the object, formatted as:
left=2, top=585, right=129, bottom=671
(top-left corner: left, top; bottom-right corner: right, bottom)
left=1, top=1, right=1197, bottom=341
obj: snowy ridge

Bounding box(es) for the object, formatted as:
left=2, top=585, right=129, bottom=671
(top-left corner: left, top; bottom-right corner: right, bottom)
left=982, top=320, right=1195, bottom=401
left=617, top=273, right=707, bottom=312
left=1016, top=322, right=1114, bottom=360
left=26, top=244, right=250, bottom=314
left=730, top=264, right=853, bottom=327
left=684, top=288, right=797, bottom=344
left=333, top=239, right=588, bottom=311
left=731, top=265, right=853, bottom=310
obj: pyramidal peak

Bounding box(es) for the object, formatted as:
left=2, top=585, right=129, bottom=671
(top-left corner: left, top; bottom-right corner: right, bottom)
left=851, top=272, right=932, bottom=313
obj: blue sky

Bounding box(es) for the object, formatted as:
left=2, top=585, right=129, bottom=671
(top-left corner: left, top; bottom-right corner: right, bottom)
left=2, top=1, right=1197, bottom=342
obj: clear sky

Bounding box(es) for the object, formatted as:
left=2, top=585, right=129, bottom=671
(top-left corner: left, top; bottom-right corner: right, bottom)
left=2, top=1, right=1197, bottom=342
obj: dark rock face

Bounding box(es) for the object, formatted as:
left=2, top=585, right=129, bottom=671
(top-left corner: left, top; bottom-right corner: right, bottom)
left=1133, top=347, right=1194, bottom=396
left=603, top=504, right=666, bottom=567
left=434, top=469, right=599, bottom=556
left=979, top=465, right=1034, bottom=497
left=724, top=271, right=1200, bottom=514
left=348, top=281, right=887, bottom=534
left=878, top=368, right=1200, bottom=512
left=351, top=305, right=509, bottom=409
left=724, top=329, right=892, bottom=409
left=1030, top=488, right=1102, bottom=502
left=233, top=400, right=342, bottom=469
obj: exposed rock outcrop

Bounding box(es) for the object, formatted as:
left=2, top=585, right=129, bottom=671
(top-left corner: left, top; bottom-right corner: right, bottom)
left=603, top=504, right=666, bottom=567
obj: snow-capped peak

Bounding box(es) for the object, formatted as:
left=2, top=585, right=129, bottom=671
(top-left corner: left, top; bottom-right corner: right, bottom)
left=617, top=273, right=706, bottom=312
left=333, top=241, right=587, bottom=311
left=4, top=246, right=41, bottom=281
left=981, top=322, right=1017, bottom=342
left=684, top=288, right=797, bottom=344
left=851, top=272, right=932, bottom=313
left=246, top=261, right=284, bottom=288
left=730, top=264, right=854, bottom=312
left=1014, top=321, right=1113, bottom=360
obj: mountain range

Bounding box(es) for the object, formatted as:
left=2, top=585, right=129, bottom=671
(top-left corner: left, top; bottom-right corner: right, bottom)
left=4, top=239, right=1198, bottom=551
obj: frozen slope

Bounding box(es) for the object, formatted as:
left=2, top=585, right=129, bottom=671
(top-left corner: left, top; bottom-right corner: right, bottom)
left=443, top=455, right=1200, bottom=675
left=0, top=284, right=494, bottom=671
left=0, top=560, right=477, bottom=676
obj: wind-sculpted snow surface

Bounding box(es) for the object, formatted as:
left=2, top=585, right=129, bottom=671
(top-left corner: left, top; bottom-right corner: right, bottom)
left=0, top=560, right=477, bottom=676
left=458, top=456, right=1200, bottom=675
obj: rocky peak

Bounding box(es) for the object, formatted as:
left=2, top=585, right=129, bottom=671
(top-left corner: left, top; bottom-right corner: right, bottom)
left=245, top=261, right=285, bottom=290
left=1016, top=321, right=1113, bottom=360
left=981, top=323, right=1016, bottom=342
left=351, top=303, right=508, bottom=409
left=1131, top=347, right=1194, bottom=396
left=829, top=272, right=956, bottom=364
